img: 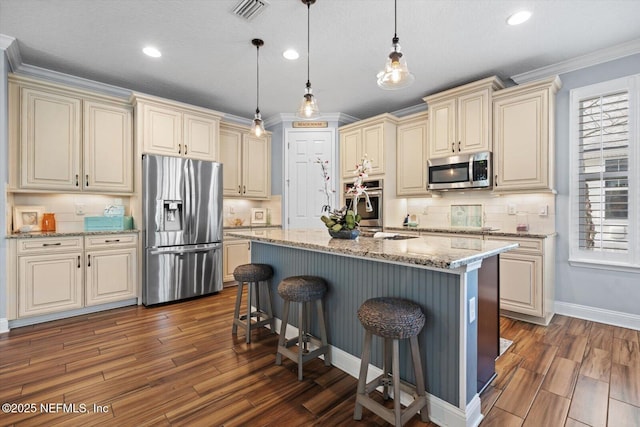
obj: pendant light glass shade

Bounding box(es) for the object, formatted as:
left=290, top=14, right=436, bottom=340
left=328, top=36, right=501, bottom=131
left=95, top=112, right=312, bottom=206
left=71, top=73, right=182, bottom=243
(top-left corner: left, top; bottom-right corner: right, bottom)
left=376, top=0, right=414, bottom=90
left=296, top=0, right=320, bottom=119
left=250, top=38, right=266, bottom=137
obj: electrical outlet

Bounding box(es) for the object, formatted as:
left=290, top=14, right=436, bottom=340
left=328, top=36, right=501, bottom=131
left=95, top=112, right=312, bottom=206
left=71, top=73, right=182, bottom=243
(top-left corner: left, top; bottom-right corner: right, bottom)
left=507, top=204, right=516, bottom=215
left=75, top=204, right=85, bottom=215
left=469, top=297, right=476, bottom=323
left=539, top=205, right=548, bottom=216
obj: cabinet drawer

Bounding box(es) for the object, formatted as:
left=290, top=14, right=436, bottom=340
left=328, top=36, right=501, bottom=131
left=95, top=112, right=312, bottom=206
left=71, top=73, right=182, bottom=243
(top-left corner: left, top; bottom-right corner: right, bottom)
left=85, top=233, right=138, bottom=249
left=486, top=236, right=542, bottom=253
left=17, top=236, right=83, bottom=254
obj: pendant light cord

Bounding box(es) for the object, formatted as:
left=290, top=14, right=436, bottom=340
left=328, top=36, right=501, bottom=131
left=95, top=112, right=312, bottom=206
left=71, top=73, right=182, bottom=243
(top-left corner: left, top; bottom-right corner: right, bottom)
left=393, top=0, right=398, bottom=44
left=306, top=0, right=311, bottom=87
left=256, top=42, right=260, bottom=114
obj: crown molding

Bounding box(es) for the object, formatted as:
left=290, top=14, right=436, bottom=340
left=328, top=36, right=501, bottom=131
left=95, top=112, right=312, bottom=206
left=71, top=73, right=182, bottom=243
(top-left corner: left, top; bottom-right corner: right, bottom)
left=0, top=34, right=22, bottom=71
left=222, top=113, right=253, bottom=126
left=511, top=38, right=640, bottom=84
left=392, top=103, right=427, bottom=118
left=15, top=63, right=132, bottom=99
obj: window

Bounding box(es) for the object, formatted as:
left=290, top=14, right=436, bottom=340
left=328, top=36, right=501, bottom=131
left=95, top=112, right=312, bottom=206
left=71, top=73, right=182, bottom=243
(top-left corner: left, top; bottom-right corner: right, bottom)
left=570, top=75, right=639, bottom=271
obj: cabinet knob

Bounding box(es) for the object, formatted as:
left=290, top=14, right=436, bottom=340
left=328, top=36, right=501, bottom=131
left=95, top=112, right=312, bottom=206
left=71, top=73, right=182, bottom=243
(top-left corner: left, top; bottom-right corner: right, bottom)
left=243, top=185, right=246, bottom=194
left=238, top=185, right=241, bottom=194
left=87, top=254, right=91, bottom=267
left=451, top=142, right=455, bottom=153
left=178, top=144, right=181, bottom=154
left=86, top=174, right=89, bottom=187
left=75, top=174, right=79, bottom=187
left=458, top=141, right=461, bottom=152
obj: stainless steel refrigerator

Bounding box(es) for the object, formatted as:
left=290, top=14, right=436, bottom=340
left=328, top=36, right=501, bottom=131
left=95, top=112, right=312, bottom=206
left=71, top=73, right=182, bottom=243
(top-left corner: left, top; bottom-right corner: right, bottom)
left=142, top=154, right=223, bottom=305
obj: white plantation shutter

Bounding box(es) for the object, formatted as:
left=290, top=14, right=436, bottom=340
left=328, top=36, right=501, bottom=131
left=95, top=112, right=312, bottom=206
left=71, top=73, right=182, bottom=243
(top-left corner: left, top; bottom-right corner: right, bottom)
left=570, top=75, right=639, bottom=270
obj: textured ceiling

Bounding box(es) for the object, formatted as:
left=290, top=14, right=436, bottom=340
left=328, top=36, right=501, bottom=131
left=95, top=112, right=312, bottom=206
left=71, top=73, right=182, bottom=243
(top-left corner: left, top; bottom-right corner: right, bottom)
left=2, top=0, right=640, bottom=121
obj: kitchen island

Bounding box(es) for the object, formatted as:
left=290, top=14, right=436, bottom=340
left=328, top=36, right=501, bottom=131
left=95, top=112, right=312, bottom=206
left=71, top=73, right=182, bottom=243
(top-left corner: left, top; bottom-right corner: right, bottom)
left=226, top=229, right=517, bottom=427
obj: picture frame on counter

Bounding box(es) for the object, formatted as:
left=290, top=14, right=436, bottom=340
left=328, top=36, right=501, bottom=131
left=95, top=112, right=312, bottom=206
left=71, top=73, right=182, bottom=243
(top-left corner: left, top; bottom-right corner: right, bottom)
left=251, top=208, right=267, bottom=225
left=13, top=205, right=46, bottom=232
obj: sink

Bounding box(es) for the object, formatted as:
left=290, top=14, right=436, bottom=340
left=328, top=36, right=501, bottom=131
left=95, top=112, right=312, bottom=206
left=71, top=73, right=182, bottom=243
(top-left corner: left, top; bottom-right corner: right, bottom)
left=383, top=235, right=419, bottom=240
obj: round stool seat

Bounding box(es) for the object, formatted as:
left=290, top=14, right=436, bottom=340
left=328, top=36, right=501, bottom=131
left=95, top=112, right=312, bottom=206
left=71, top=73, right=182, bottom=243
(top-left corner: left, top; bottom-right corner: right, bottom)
left=278, top=276, right=327, bottom=302
left=233, top=263, right=273, bottom=283
left=357, top=297, right=425, bottom=339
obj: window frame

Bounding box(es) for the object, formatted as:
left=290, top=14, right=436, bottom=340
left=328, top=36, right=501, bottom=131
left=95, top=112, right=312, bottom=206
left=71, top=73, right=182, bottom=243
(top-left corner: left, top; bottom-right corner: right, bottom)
left=569, top=74, right=640, bottom=272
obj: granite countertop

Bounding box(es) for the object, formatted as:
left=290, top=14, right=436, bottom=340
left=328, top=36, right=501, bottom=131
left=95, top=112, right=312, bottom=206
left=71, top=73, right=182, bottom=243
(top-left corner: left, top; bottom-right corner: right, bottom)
left=226, top=229, right=518, bottom=270
left=384, top=226, right=556, bottom=239
left=6, top=229, right=140, bottom=239
left=224, top=224, right=282, bottom=230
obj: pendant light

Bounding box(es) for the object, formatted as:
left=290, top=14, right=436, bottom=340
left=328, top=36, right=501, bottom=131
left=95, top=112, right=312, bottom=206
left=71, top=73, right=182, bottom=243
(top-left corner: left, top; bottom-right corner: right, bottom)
left=296, top=0, right=320, bottom=119
left=250, top=38, right=265, bottom=137
left=376, top=0, right=415, bottom=90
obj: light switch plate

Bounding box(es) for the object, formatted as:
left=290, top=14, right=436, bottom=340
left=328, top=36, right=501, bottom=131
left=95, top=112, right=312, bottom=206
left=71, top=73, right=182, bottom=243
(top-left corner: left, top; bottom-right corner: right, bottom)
left=507, top=204, right=516, bottom=215
left=75, top=204, right=85, bottom=215
left=469, top=297, right=476, bottom=323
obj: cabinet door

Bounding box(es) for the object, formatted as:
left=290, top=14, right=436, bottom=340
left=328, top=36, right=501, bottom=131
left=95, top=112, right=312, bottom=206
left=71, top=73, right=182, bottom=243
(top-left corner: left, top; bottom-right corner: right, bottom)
left=83, top=100, right=133, bottom=192
left=242, top=134, right=270, bottom=198
left=428, top=99, right=456, bottom=159
left=183, top=112, right=218, bottom=161
left=499, top=253, right=543, bottom=317
left=396, top=120, right=428, bottom=195
left=458, top=88, right=490, bottom=153
left=219, top=126, right=243, bottom=197
left=223, top=240, right=250, bottom=282
left=18, top=252, right=83, bottom=317
left=340, top=129, right=361, bottom=178
left=362, top=124, right=385, bottom=175
left=20, top=87, right=81, bottom=190
left=142, top=103, right=183, bottom=156
left=494, top=90, right=548, bottom=190
left=85, top=248, right=136, bottom=306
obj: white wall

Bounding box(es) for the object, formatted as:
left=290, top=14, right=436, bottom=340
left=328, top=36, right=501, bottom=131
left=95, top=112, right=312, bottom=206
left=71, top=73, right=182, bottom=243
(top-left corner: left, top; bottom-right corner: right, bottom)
left=555, top=53, right=640, bottom=317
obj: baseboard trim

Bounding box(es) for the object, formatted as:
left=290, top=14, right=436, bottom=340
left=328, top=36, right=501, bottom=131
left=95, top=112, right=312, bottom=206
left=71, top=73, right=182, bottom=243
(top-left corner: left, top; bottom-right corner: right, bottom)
left=0, top=318, right=9, bottom=334
left=555, top=301, right=640, bottom=330
left=271, top=316, right=483, bottom=427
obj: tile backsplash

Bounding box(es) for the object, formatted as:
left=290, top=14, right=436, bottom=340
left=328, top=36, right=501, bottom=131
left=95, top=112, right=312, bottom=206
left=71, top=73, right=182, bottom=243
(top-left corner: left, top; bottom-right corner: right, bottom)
left=389, top=192, right=556, bottom=234
left=223, top=195, right=282, bottom=227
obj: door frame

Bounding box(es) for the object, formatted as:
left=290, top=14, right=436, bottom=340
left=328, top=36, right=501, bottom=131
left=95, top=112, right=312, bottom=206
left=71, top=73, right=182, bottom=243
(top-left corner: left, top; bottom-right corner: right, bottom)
left=283, top=128, right=338, bottom=229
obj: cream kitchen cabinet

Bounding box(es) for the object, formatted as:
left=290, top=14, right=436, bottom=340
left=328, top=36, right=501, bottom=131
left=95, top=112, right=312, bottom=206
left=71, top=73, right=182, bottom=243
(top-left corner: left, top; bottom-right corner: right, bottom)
left=486, top=234, right=555, bottom=325
left=8, top=75, right=133, bottom=193
left=134, top=93, right=222, bottom=161
left=423, top=76, right=503, bottom=159
left=223, top=239, right=250, bottom=282
left=84, top=234, right=138, bottom=306
left=396, top=112, right=429, bottom=196
left=219, top=122, right=271, bottom=199
left=492, top=76, right=561, bottom=192
left=339, top=114, right=397, bottom=178
left=16, top=236, right=84, bottom=318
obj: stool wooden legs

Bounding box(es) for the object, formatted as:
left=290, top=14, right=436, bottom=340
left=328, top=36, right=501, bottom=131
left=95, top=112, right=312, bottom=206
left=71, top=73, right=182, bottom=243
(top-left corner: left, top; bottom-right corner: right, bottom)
left=275, top=298, right=330, bottom=380
left=232, top=280, right=274, bottom=344
left=354, top=333, right=429, bottom=426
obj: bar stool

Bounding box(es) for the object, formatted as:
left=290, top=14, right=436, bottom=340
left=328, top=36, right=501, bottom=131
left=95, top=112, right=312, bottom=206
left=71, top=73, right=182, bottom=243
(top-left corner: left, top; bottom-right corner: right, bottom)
left=232, top=263, right=274, bottom=344
left=354, top=297, right=428, bottom=426
left=275, top=275, right=331, bottom=381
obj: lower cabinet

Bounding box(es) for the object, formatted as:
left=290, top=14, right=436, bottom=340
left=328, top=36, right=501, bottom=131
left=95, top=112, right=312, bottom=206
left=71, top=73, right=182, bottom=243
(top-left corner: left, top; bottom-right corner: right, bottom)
left=12, top=233, right=138, bottom=320
left=223, top=239, right=250, bottom=283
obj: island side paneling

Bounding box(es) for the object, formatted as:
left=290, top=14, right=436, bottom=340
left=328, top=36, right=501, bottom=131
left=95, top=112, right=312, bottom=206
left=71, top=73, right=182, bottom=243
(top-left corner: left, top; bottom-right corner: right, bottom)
left=251, top=241, right=463, bottom=407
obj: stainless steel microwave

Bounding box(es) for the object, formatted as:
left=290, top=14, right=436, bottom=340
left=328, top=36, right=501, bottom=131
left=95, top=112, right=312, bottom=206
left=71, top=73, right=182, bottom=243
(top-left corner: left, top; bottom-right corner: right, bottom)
left=427, top=151, right=491, bottom=190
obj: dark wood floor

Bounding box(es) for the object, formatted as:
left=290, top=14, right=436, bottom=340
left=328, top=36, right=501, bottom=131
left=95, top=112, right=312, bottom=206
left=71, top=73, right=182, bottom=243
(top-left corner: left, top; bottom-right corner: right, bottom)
left=0, top=287, right=638, bottom=426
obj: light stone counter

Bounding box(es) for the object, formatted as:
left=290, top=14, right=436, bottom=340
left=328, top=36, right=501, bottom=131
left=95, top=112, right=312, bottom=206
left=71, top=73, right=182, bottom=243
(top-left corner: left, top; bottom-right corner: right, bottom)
left=6, top=229, right=140, bottom=239
left=225, top=228, right=517, bottom=270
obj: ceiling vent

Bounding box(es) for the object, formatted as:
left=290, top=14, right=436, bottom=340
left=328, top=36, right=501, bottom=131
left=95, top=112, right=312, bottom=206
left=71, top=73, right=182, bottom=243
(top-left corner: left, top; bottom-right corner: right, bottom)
left=232, top=0, right=270, bottom=21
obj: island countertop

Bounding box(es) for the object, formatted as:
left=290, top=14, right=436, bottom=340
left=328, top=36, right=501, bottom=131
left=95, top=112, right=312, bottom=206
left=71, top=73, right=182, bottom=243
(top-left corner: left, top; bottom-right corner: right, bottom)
left=226, top=228, right=518, bottom=270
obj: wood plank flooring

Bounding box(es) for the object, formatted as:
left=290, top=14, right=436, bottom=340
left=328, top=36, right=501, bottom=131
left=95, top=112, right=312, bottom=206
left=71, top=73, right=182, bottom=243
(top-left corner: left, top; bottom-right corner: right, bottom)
left=1, top=288, right=638, bottom=426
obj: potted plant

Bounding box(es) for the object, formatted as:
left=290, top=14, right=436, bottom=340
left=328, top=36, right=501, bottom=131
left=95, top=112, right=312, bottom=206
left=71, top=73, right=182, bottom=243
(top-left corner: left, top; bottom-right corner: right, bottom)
left=321, top=207, right=362, bottom=239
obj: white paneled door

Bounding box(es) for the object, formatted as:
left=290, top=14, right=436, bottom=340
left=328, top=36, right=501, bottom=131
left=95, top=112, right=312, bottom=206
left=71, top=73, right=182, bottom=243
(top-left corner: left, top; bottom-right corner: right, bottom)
left=285, top=129, right=336, bottom=229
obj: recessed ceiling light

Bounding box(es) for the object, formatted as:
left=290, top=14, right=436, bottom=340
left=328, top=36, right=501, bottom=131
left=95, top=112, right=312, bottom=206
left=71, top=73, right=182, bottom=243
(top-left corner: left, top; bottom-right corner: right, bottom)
left=507, top=10, right=532, bottom=26
left=143, top=46, right=162, bottom=58
left=283, top=49, right=299, bottom=60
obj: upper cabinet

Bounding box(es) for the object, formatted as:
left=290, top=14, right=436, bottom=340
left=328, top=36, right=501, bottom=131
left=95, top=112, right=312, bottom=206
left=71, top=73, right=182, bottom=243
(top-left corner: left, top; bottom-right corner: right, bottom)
left=339, top=114, right=397, bottom=178
left=492, top=76, right=561, bottom=192
left=219, top=122, right=271, bottom=199
left=133, top=93, right=222, bottom=161
left=396, top=112, right=429, bottom=196
left=424, top=76, right=504, bottom=159
left=8, top=75, right=133, bottom=193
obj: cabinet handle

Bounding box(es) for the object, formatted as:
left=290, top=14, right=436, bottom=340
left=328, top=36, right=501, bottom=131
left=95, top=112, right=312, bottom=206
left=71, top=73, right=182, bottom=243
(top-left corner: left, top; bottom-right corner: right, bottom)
left=77, top=255, right=81, bottom=268
left=105, top=239, right=120, bottom=243
left=75, top=174, right=79, bottom=187
left=451, top=142, right=455, bottom=153
left=86, top=174, right=89, bottom=186
left=243, top=185, right=246, bottom=194
left=43, top=242, right=62, bottom=247
left=238, top=185, right=241, bottom=194
left=458, top=141, right=461, bottom=152
left=495, top=174, right=498, bottom=186
left=178, top=144, right=182, bottom=154
left=184, top=145, right=188, bottom=155
left=87, top=254, right=91, bottom=267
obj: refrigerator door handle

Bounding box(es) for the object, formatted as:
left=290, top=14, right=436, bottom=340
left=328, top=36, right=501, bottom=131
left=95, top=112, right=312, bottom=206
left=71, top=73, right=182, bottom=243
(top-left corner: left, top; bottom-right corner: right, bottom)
left=149, top=244, right=222, bottom=256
